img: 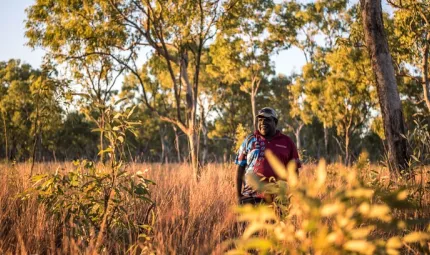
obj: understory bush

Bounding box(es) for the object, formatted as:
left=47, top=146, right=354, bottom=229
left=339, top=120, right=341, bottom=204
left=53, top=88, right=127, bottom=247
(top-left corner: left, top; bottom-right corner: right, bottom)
left=228, top=151, right=430, bottom=254
left=20, top=105, right=155, bottom=253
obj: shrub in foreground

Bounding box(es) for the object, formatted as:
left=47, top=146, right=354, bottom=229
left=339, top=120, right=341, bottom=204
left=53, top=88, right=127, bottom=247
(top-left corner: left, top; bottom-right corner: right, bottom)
left=228, top=152, right=430, bottom=254
left=20, top=105, right=155, bottom=253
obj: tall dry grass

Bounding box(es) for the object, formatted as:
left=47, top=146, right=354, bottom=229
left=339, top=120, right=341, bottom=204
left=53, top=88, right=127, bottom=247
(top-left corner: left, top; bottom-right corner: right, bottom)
left=0, top=162, right=429, bottom=254
left=0, top=162, right=242, bottom=254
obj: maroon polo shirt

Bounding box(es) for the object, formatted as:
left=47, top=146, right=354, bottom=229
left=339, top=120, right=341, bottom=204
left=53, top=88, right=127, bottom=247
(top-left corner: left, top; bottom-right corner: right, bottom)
left=252, top=130, right=301, bottom=180
left=235, top=130, right=301, bottom=198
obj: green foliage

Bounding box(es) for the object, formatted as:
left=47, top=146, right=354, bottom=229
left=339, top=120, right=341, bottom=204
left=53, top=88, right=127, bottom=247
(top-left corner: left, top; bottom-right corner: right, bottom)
left=26, top=0, right=265, bottom=174
left=294, top=43, right=376, bottom=164
left=24, top=160, right=153, bottom=236
left=20, top=104, right=155, bottom=251
left=390, top=0, right=430, bottom=72
left=209, top=0, right=275, bottom=126
left=386, top=0, right=430, bottom=116
left=5, top=0, right=427, bottom=165
left=0, top=59, right=63, bottom=161
left=228, top=153, right=430, bottom=254
left=56, top=112, right=99, bottom=159
left=404, top=119, right=430, bottom=167
left=234, top=123, right=250, bottom=153
left=270, top=0, right=349, bottom=60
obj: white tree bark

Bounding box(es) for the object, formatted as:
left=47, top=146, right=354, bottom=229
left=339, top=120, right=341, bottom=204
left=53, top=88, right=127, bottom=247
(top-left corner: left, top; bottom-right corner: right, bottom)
left=361, top=0, right=409, bottom=175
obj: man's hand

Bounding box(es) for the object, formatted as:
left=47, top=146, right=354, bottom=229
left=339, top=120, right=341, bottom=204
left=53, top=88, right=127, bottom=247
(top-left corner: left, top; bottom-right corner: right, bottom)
left=236, top=165, right=246, bottom=202
left=238, top=195, right=243, bottom=204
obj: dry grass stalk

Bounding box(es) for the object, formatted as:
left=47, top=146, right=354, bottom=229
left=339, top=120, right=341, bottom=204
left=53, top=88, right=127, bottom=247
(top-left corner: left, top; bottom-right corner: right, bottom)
left=0, top=162, right=429, bottom=254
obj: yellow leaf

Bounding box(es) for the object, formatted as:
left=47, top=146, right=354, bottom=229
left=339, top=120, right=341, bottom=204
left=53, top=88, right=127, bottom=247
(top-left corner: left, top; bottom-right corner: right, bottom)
left=347, top=170, right=358, bottom=185
left=244, top=173, right=265, bottom=192
left=274, top=222, right=289, bottom=241
left=397, top=221, right=406, bottom=229
left=386, top=236, right=402, bottom=249
left=350, top=226, right=375, bottom=239
left=242, top=222, right=265, bottom=240
left=386, top=248, right=400, bottom=255
left=343, top=240, right=376, bottom=255
left=396, top=190, right=408, bottom=200
left=265, top=150, right=287, bottom=180
left=368, top=205, right=391, bottom=222
left=346, top=188, right=374, bottom=199
left=403, top=232, right=430, bottom=243
left=358, top=202, right=370, bottom=215
left=315, top=159, right=327, bottom=188
left=321, top=202, right=343, bottom=216
left=295, top=230, right=306, bottom=240
left=117, top=136, right=124, bottom=143
left=326, top=232, right=342, bottom=244
left=242, top=238, right=273, bottom=251
left=287, top=160, right=298, bottom=187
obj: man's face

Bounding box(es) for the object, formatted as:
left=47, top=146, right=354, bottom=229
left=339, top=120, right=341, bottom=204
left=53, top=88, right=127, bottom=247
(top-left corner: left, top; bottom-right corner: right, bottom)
left=257, top=116, right=277, bottom=137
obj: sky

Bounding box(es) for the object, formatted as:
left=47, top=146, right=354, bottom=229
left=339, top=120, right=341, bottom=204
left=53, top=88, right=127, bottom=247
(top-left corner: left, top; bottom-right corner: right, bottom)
left=0, top=1, right=392, bottom=78
left=0, top=0, right=45, bottom=68
left=0, top=0, right=308, bottom=77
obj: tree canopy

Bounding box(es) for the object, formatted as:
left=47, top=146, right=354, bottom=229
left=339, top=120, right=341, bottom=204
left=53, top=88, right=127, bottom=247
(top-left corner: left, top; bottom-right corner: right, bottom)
left=0, top=0, right=428, bottom=170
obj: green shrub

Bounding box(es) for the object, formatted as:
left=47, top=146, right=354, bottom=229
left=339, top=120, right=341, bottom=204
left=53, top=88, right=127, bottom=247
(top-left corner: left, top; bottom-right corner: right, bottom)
left=20, top=104, right=155, bottom=253
left=228, top=151, right=430, bottom=254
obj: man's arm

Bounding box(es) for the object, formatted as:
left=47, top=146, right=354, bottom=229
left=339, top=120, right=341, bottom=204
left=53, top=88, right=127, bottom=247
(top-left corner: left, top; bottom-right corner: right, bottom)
left=236, top=165, right=246, bottom=200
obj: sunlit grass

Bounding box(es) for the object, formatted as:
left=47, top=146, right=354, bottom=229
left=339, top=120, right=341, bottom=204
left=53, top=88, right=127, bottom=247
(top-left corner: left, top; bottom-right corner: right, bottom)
left=0, top=162, right=429, bottom=254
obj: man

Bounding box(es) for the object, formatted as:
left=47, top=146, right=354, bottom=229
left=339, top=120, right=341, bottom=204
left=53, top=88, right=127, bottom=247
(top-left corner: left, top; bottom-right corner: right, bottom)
left=235, top=107, right=301, bottom=205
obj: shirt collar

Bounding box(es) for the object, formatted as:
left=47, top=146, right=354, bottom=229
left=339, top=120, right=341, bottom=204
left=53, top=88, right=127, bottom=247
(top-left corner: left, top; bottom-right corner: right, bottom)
left=254, top=130, right=281, bottom=140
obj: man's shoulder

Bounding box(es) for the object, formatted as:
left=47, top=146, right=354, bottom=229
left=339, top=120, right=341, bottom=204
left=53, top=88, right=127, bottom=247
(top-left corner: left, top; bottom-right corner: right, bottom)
left=276, top=132, right=295, bottom=144
left=243, top=133, right=256, bottom=145
left=236, top=133, right=256, bottom=155
left=276, top=131, right=292, bottom=140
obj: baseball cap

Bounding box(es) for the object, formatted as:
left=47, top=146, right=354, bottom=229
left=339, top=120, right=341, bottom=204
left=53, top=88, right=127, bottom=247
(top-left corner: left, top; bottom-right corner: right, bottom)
left=257, top=107, right=278, bottom=120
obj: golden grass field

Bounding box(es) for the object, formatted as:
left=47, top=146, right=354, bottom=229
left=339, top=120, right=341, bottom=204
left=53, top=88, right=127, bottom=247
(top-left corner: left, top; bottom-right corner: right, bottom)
left=0, top=162, right=429, bottom=254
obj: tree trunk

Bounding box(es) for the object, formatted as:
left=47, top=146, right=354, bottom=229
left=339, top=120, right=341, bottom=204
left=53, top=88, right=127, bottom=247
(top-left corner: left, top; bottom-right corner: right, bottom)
left=323, top=123, right=329, bottom=161
left=173, top=125, right=181, bottom=163
left=30, top=129, right=39, bottom=175
left=421, top=33, right=430, bottom=113
left=361, top=0, right=409, bottom=175
left=99, top=112, right=105, bottom=163
left=200, top=107, right=208, bottom=166
left=201, top=126, right=208, bottom=166
left=345, top=131, right=350, bottom=166
left=38, top=127, right=43, bottom=162
left=316, top=139, right=321, bottom=159
left=344, top=114, right=353, bottom=166
left=160, top=127, right=166, bottom=163
left=181, top=50, right=200, bottom=179
left=188, top=129, right=199, bottom=179
left=1, top=110, right=8, bottom=162
left=31, top=102, right=40, bottom=176
left=251, top=92, right=257, bottom=131
left=295, top=123, right=304, bottom=151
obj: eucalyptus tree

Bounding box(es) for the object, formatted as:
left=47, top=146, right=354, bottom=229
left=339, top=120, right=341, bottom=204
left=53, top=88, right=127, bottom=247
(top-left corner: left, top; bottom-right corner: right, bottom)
left=269, top=0, right=349, bottom=158
left=71, top=57, right=125, bottom=162
left=26, top=0, right=250, bottom=177
left=207, top=81, right=252, bottom=160
left=266, top=75, right=312, bottom=151
left=387, top=0, right=430, bottom=114
left=0, top=59, right=63, bottom=163
left=360, top=0, right=410, bottom=174
left=29, top=64, right=65, bottom=173
left=0, top=60, right=35, bottom=160
left=322, top=46, right=376, bottom=165
left=121, top=56, right=182, bottom=163
left=209, top=0, right=275, bottom=130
